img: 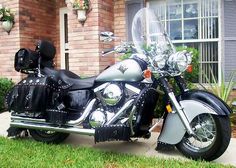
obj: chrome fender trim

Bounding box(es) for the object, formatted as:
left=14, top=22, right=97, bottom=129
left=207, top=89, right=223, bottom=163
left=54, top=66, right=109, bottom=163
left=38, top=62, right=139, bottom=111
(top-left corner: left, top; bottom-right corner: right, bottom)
left=158, top=99, right=217, bottom=145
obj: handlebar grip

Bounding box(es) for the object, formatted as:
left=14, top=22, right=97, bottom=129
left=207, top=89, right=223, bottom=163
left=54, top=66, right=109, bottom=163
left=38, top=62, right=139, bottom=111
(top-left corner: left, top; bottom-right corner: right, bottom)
left=102, top=48, right=114, bottom=55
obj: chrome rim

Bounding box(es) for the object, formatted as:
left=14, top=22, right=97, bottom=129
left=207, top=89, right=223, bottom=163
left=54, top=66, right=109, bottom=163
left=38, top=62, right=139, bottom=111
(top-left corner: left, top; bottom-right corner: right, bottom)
left=183, top=114, right=217, bottom=152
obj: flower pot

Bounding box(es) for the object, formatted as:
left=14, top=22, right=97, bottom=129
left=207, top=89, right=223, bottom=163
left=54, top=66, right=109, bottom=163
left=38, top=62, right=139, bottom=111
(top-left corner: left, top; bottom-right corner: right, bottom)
left=77, top=9, right=87, bottom=22
left=2, top=21, right=13, bottom=34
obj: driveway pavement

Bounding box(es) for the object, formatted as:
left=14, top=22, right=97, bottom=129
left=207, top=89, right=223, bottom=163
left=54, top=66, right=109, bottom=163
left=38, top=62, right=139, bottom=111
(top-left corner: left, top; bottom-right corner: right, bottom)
left=1, top=112, right=235, bottom=166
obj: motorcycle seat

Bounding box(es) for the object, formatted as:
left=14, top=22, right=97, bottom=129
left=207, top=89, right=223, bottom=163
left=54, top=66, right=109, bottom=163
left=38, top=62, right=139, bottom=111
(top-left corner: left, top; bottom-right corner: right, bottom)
left=42, top=67, right=96, bottom=90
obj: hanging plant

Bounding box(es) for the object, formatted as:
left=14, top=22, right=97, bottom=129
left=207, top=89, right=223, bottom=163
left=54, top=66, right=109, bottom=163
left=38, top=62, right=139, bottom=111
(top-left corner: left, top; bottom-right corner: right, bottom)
left=72, top=0, right=89, bottom=10
left=0, top=7, right=14, bottom=22
left=0, top=6, right=15, bottom=34
left=70, top=0, right=90, bottom=24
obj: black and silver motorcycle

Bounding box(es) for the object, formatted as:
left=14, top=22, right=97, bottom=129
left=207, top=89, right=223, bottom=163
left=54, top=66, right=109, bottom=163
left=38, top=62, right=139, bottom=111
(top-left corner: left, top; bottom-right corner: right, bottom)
left=6, top=8, right=231, bottom=161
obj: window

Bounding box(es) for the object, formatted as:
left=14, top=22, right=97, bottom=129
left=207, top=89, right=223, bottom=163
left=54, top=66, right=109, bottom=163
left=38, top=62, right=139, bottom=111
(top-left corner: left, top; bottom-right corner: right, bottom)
left=148, top=0, right=219, bottom=83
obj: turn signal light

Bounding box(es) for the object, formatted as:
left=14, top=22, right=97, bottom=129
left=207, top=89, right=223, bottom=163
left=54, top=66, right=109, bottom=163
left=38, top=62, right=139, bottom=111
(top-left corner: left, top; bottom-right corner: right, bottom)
left=166, top=104, right=172, bottom=113
left=143, top=69, right=152, bottom=79
left=187, top=65, right=193, bottom=73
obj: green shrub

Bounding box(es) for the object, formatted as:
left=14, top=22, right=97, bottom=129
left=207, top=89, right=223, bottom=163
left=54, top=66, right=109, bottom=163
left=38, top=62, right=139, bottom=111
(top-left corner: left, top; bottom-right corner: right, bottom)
left=118, top=52, right=132, bottom=61
left=118, top=49, right=132, bottom=61
left=0, top=78, right=14, bottom=112
left=200, top=70, right=236, bottom=106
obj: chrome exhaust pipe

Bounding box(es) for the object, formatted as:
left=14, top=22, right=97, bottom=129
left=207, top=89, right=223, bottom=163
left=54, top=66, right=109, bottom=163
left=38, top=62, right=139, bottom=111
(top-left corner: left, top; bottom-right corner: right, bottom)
left=11, top=116, right=46, bottom=123
left=10, top=121, right=95, bottom=136
left=10, top=98, right=97, bottom=136
left=11, top=98, right=97, bottom=126
left=68, top=98, right=97, bottom=125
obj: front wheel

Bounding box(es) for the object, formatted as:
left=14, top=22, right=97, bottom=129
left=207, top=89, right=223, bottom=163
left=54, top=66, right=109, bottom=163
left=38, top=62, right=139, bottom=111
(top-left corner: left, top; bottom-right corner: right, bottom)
left=29, top=130, right=70, bottom=144
left=176, top=114, right=231, bottom=161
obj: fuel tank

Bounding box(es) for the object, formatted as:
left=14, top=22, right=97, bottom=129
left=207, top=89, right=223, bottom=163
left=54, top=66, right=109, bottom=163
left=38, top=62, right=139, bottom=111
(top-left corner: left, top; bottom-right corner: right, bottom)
left=96, top=59, right=143, bottom=82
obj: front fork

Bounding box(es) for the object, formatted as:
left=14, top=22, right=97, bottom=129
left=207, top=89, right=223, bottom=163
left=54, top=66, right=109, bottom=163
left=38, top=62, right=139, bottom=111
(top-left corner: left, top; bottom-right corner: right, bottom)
left=158, top=76, right=195, bottom=135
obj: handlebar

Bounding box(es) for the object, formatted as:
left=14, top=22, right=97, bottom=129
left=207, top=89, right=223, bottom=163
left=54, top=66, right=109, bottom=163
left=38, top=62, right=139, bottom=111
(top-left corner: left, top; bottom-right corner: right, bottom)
left=101, top=48, right=115, bottom=56
left=101, top=42, right=135, bottom=56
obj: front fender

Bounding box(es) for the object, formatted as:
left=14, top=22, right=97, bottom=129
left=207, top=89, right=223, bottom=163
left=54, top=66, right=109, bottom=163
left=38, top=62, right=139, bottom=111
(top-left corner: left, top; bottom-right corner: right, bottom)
left=179, top=89, right=232, bottom=115
left=158, top=90, right=232, bottom=145
left=158, top=99, right=218, bottom=145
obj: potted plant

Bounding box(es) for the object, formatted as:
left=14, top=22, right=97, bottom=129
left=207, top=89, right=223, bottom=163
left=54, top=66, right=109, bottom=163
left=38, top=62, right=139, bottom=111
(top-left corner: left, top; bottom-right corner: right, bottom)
left=71, top=0, right=89, bottom=22
left=0, top=7, right=15, bottom=34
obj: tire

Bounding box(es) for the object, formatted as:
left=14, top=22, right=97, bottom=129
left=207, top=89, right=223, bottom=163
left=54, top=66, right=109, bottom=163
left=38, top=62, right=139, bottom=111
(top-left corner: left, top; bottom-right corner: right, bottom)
left=29, top=130, right=70, bottom=144
left=176, top=114, right=231, bottom=161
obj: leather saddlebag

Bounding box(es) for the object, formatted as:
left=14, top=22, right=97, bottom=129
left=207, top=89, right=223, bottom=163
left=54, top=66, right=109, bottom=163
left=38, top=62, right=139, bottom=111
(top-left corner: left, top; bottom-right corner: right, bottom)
left=6, top=77, right=57, bottom=118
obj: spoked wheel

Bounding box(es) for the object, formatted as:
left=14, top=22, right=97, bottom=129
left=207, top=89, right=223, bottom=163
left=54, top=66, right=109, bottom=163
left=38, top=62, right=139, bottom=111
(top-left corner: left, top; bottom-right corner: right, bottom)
left=176, top=114, right=231, bottom=161
left=29, top=130, right=70, bottom=144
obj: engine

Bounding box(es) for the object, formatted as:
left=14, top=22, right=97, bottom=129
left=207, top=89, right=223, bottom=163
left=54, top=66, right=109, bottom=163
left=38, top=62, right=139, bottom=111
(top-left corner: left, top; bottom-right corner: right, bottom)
left=88, top=83, right=124, bottom=128
left=88, top=83, right=140, bottom=128
left=102, top=84, right=123, bottom=106
left=88, top=109, right=115, bottom=128
left=89, top=109, right=106, bottom=128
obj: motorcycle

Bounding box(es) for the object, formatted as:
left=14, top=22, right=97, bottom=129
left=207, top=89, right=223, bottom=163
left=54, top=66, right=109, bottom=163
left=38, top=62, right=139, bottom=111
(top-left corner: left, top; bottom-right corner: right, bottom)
left=6, top=8, right=231, bottom=161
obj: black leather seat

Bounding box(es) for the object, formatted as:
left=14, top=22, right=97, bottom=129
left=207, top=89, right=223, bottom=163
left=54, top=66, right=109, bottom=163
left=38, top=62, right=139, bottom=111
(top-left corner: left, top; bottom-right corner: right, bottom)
left=42, top=67, right=96, bottom=90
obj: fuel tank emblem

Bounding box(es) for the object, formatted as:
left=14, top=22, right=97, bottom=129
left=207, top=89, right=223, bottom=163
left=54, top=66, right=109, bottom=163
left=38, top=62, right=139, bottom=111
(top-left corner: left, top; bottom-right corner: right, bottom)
left=118, top=64, right=128, bottom=74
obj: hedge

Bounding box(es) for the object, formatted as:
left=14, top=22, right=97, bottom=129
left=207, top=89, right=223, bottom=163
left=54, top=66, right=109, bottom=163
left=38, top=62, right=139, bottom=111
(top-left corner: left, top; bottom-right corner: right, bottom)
left=0, top=78, right=14, bottom=112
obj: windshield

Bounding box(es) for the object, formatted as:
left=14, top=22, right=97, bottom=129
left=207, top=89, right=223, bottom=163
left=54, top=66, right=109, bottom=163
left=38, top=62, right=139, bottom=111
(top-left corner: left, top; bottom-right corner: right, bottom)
left=132, top=8, right=175, bottom=59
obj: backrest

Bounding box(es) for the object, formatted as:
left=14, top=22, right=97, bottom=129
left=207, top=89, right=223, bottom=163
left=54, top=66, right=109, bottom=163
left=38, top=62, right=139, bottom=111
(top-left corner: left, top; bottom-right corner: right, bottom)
left=37, top=40, right=56, bottom=60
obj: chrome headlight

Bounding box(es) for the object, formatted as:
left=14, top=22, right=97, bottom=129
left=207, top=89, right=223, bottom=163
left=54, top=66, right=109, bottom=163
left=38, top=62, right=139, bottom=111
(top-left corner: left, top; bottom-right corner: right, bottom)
left=167, top=51, right=192, bottom=73
left=153, top=55, right=166, bottom=69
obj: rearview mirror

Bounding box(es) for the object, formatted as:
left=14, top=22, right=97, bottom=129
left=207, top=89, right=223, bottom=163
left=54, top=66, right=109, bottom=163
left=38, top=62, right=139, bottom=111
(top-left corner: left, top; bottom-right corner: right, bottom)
left=100, top=31, right=114, bottom=42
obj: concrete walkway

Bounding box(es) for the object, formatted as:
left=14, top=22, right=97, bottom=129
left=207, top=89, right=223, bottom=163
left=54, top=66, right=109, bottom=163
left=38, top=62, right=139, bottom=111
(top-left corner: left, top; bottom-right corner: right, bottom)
left=1, top=112, right=235, bottom=166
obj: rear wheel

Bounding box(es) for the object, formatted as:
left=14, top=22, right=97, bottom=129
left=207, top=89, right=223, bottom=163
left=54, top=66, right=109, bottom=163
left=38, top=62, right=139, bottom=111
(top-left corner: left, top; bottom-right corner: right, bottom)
left=29, top=130, right=70, bottom=144
left=176, top=114, right=231, bottom=161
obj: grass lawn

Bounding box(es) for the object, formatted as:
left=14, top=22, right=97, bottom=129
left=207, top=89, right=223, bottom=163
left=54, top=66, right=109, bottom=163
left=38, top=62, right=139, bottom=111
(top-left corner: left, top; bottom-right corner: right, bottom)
left=0, top=137, right=233, bottom=168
